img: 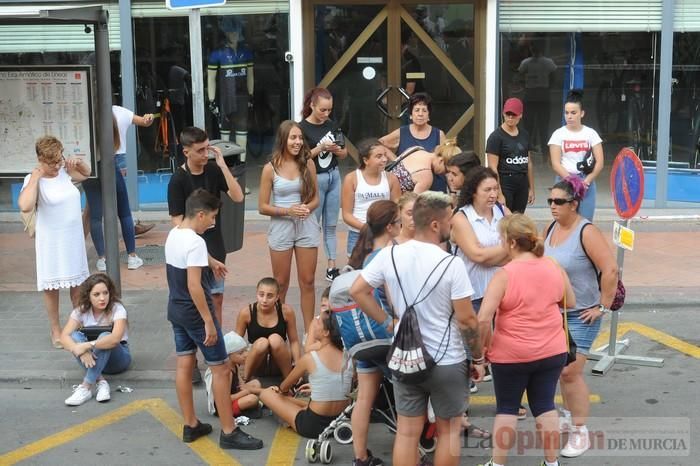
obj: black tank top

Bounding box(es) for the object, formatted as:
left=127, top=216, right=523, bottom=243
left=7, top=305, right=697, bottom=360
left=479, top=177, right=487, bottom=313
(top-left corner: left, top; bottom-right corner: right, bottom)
left=246, top=301, right=287, bottom=343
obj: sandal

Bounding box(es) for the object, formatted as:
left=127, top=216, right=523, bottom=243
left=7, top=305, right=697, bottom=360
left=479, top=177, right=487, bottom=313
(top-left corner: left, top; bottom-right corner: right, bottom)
left=464, top=423, right=491, bottom=439
left=50, top=332, right=63, bottom=350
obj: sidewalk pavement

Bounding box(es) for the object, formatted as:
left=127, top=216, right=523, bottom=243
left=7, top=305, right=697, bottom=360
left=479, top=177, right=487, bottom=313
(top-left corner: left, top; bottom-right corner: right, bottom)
left=1, top=210, right=698, bottom=386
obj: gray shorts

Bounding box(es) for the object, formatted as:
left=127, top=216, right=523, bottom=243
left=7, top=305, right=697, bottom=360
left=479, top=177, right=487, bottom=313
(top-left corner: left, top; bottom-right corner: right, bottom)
left=393, top=361, right=468, bottom=419
left=268, top=215, right=321, bottom=251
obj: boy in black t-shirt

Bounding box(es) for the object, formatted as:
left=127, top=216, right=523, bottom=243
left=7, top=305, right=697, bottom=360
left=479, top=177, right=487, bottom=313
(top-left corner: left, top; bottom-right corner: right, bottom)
left=165, top=189, right=262, bottom=450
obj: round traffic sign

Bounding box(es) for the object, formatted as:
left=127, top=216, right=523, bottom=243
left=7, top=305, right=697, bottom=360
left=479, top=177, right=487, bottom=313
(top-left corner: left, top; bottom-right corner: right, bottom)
left=610, top=147, right=645, bottom=219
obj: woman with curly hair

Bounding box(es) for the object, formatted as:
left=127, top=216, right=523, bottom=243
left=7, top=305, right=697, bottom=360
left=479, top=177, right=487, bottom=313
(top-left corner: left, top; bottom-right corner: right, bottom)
left=259, top=120, right=320, bottom=331
left=60, top=273, right=131, bottom=406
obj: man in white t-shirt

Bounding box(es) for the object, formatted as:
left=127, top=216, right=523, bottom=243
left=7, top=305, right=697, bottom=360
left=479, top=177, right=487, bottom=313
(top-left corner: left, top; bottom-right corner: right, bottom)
left=351, top=191, right=485, bottom=466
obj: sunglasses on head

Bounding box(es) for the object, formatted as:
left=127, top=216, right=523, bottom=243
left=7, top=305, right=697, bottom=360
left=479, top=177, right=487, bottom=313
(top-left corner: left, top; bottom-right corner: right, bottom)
left=547, top=197, right=574, bottom=206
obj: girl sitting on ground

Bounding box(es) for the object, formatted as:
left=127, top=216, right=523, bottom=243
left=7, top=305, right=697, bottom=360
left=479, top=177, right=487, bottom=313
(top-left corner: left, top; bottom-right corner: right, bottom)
left=251, top=310, right=352, bottom=439
left=60, top=273, right=131, bottom=406
left=235, top=277, right=301, bottom=381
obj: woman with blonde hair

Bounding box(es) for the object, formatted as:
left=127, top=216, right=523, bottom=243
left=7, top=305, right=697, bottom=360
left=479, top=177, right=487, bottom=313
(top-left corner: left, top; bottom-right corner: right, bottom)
left=387, top=138, right=460, bottom=193
left=477, top=213, right=575, bottom=466
left=259, top=120, right=320, bottom=331
left=394, top=191, right=418, bottom=245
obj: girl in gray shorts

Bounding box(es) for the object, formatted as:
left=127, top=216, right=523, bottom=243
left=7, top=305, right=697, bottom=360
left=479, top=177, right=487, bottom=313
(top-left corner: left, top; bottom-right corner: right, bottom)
left=258, top=120, right=321, bottom=333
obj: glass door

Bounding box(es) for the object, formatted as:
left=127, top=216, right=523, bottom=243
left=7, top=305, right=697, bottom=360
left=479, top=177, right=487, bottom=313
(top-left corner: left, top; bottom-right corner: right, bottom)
left=305, top=0, right=480, bottom=155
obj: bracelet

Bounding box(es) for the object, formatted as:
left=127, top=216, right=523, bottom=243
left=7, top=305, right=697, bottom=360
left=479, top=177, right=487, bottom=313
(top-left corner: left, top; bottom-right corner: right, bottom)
left=472, top=356, right=485, bottom=365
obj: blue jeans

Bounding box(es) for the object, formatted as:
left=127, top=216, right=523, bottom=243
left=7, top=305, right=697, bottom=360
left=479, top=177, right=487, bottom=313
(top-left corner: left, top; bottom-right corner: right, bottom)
left=346, top=230, right=360, bottom=257
left=314, top=167, right=340, bottom=262
left=71, top=331, right=131, bottom=385
left=555, top=174, right=596, bottom=221
left=83, top=161, right=137, bottom=256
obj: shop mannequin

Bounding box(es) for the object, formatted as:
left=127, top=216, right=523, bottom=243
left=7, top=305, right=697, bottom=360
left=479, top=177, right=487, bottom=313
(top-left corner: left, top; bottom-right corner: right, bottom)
left=207, top=20, right=254, bottom=163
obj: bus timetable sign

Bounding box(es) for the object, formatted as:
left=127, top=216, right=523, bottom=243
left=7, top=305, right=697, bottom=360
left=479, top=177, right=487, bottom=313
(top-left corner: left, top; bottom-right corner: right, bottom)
left=610, top=147, right=645, bottom=219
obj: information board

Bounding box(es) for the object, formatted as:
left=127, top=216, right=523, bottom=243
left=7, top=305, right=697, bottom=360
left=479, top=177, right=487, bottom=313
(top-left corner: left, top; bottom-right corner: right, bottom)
left=0, top=66, right=95, bottom=177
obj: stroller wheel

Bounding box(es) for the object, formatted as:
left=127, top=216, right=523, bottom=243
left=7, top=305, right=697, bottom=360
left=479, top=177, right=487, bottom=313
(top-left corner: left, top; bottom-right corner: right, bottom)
left=333, top=422, right=353, bottom=444
left=305, top=439, right=319, bottom=463
left=419, top=435, right=436, bottom=453
left=319, top=440, right=333, bottom=464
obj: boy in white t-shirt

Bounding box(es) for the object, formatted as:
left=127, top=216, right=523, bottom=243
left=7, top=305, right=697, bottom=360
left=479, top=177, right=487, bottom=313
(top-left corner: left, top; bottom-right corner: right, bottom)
left=351, top=191, right=485, bottom=466
left=165, top=188, right=262, bottom=450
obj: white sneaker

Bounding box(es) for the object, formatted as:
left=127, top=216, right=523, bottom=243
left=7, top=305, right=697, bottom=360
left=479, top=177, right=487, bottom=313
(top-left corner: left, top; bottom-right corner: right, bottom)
left=95, top=380, right=111, bottom=402
left=65, top=384, right=93, bottom=406
left=127, top=255, right=144, bottom=270
left=96, top=258, right=106, bottom=272
left=469, top=381, right=478, bottom=393
left=559, top=409, right=572, bottom=433
left=561, top=425, right=590, bottom=457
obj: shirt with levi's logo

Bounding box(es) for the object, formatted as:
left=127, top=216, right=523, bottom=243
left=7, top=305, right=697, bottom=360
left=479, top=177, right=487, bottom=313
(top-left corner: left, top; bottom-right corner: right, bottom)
left=486, top=126, right=530, bottom=175
left=548, top=125, right=603, bottom=175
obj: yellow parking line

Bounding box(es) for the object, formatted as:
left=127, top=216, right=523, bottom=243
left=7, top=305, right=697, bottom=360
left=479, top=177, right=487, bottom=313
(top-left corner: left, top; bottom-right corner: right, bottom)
left=265, top=427, right=300, bottom=466
left=470, top=395, right=601, bottom=405
left=594, top=322, right=700, bottom=358
left=0, top=398, right=240, bottom=466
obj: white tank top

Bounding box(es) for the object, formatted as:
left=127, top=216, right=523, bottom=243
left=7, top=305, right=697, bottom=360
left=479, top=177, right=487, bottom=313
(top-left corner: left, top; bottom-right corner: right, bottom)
left=350, top=169, right=391, bottom=232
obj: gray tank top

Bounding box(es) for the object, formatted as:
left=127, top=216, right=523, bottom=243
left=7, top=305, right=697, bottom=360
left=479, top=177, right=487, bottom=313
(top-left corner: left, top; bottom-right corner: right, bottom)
left=308, top=351, right=352, bottom=402
left=272, top=171, right=302, bottom=208
left=544, top=218, right=600, bottom=311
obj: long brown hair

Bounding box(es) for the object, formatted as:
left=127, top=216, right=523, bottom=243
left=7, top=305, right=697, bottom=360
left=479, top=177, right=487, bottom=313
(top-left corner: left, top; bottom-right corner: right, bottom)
left=271, top=120, right=315, bottom=204
left=301, top=87, right=332, bottom=119
left=77, top=273, right=122, bottom=316
left=348, top=200, right=398, bottom=269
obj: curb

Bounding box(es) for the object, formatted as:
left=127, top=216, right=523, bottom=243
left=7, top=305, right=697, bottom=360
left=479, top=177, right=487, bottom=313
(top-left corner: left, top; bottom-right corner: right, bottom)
left=0, top=369, right=176, bottom=389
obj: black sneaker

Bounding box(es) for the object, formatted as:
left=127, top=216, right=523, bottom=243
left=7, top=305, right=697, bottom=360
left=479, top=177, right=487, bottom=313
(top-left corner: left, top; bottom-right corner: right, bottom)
left=182, top=420, right=212, bottom=442
left=219, top=427, right=264, bottom=450
left=353, top=449, right=384, bottom=466
left=192, top=361, right=202, bottom=385
left=325, top=267, right=340, bottom=282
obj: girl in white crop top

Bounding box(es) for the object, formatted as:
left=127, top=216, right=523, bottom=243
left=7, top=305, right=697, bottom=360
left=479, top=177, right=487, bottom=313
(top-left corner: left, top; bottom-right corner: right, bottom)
left=251, top=310, right=352, bottom=438
left=341, top=139, right=401, bottom=256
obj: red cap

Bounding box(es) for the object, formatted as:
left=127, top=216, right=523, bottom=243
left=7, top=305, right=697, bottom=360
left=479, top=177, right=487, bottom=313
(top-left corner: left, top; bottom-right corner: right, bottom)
left=503, top=97, right=523, bottom=116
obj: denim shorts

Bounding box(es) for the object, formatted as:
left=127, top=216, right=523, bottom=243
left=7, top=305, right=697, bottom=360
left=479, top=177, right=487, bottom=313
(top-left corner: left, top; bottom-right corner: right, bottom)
left=567, top=309, right=603, bottom=354
left=171, top=321, right=227, bottom=365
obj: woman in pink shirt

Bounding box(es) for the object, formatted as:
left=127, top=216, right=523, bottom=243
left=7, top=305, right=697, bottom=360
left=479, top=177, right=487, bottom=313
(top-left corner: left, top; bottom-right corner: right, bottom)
left=477, top=213, right=575, bottom=466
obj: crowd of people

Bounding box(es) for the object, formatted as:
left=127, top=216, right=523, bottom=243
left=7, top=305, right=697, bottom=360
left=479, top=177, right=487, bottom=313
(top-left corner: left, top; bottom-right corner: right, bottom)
left=17, top=86, right=618, bottom=465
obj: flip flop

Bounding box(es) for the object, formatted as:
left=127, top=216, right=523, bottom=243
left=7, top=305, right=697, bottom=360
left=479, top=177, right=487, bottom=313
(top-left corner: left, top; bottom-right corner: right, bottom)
left=50, top=332, right=63, bottom=349
left=464, top=423, right=491, bottom=439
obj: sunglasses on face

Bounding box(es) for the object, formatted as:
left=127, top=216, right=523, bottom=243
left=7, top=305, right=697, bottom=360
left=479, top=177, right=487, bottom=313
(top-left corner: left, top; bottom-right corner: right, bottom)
left=547, top=198, right=574, bottom=206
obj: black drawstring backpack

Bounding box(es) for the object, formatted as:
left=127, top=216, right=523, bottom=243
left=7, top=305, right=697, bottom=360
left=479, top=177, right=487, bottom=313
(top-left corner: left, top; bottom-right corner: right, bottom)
left=386, top=245, right=455, bottom=384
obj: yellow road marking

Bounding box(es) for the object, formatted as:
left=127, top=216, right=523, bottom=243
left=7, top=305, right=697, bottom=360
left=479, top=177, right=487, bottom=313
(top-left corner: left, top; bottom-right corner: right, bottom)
left=593, top=322, right=700, bottom=358
left=0, top=398, right=240, bottom=466
left=265, top=427, right=300, bottom=466
left=470, top=395, right=600, bottom=405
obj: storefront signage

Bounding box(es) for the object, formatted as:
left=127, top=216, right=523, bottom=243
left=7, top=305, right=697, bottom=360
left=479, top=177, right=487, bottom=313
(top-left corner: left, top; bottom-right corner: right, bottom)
left=166, top=0, right=225, bottom=10
left=0, top=66, right=95, bottom=177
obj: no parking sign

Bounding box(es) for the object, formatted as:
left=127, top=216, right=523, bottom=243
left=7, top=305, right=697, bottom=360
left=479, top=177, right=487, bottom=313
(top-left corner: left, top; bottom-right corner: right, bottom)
left=610, top=148, right=644, bottom=219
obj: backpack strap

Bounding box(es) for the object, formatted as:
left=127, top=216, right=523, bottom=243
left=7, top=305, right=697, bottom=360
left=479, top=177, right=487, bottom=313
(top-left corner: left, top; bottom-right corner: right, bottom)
left=579, top=222, right=603, bottom=287
left=390, top=245, right=454, bottom=311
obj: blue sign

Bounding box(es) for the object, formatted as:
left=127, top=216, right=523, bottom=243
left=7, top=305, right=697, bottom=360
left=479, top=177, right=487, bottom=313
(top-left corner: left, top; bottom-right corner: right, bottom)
left=610, top=148, right=644, bottom=219
left=166, top=0, right=224, bottom=10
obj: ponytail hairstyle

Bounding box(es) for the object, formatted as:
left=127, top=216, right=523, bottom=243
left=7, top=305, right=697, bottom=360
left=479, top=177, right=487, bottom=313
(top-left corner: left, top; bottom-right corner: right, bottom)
left=112, top=115, right=120, bottom=153
left=301, top=87, right=333, bottom=119
left=271, top=120, right=315, bottom=204
left=433, top=138, right=461, bottom=165
left=456, top=166, right=498, bottom=209
left=565, top=88, right=584, bottom=110
left=348, top=200, right=398, bottom=269
left=320, top=310, right=344, bottom=351
left=499, top=213, right=544, bottom=257
left=356, top=138, right=384, bottom=169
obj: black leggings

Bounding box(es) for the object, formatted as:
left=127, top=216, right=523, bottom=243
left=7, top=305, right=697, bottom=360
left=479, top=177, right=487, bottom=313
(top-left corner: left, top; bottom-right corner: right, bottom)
left=499, top=172, right=529, bottom=213
left=491, top=353, right=566, bottom=418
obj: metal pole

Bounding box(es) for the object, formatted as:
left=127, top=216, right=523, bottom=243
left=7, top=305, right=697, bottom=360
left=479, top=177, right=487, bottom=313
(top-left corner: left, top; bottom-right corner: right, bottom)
left=95, top=10, right=121, bottom=291
left=189, top=8, right=205, bottom=128
left=606, top=219, right=628, bottom=357
left=655, top=0, right=674, bottom=206
left=118, top=0, right=139, bottom=211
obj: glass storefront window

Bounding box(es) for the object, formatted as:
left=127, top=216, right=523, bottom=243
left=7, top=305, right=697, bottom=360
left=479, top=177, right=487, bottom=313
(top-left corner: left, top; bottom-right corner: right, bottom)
left=133, top=12, right=290, bottom=207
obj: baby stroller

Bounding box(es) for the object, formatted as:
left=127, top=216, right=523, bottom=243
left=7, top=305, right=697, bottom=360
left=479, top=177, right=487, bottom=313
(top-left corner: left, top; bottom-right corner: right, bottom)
left=304, top=270, right=436, bottom=464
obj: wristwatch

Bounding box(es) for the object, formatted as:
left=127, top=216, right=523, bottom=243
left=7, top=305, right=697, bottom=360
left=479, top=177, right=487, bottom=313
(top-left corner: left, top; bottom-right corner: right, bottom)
left=90, top=341, right=97, bottom=349
left=599, top=304, right=610, bottom=315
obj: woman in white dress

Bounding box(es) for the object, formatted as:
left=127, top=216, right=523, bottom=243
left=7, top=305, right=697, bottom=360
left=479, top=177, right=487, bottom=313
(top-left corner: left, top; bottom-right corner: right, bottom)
left=18, top=135, right=91, bottom=348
